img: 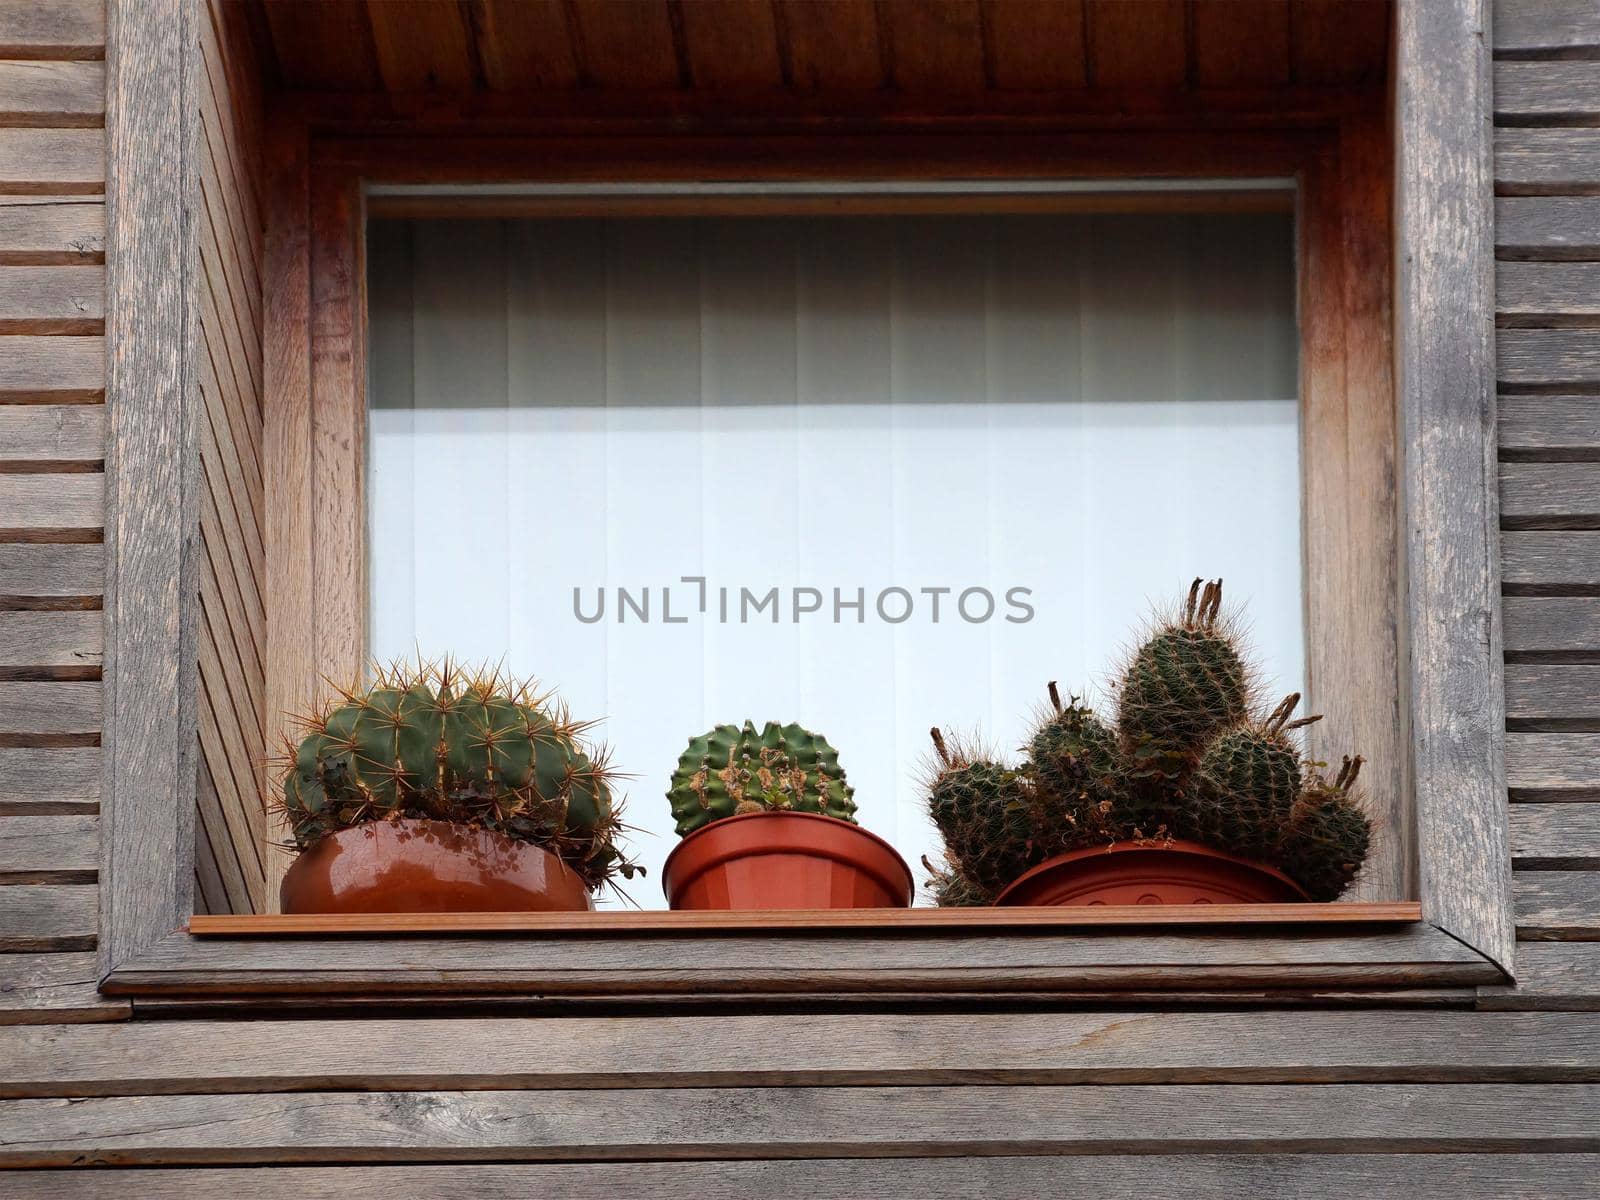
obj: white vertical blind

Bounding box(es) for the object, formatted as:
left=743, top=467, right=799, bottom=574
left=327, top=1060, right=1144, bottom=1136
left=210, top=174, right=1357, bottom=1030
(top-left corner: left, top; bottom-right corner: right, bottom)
left=367, top=210, right=1301, bottom=906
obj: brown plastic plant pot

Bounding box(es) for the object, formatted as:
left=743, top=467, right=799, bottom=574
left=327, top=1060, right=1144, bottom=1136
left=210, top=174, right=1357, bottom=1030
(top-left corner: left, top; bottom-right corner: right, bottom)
left=994, top=838, right=1311, bottom=907
left=279, top=818, right=595, bottom=914
left=661, top=810, right=915, bottom=910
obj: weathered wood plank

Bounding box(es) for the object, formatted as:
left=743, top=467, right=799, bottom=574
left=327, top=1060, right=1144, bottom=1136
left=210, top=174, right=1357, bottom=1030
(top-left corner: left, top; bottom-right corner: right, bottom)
left=1480, top=943, right=1600, bottom=1010
left=1502, top=532, right=1600, bottom=586
left=1499, top=329, right=1600, bottom=386
left=0, top=543, right=102, bottom=598
left=1498, top=262, right=1600, bottom=325
left=0, top=746, right=98, bottom=809
left=0, top=404, right=103, bottom=461
left=0, top=473, right=102, bottom=531
left=11, top=1156, right=1600, bottom=1200
left=0, top=264, right=101, bottom=332
left=1500, top=462, right=1600, bottom=521
left=1494, top=0, right=1600, bottom=56
left=0, top=952, right=125, bottom=1025
left=0, top=196, right=102, bottom=264
left=0, top=334, right=102, bottom=399
left=0, top=813, right=96, bottom=879
left=0, top=680, right=99, bottom=736
left=1510, top=804, right=1600, bottom=868
left=1504, top=597, right=1600, bottom=654
left=1395, top=0, right=1513, bottom=974
left=0, top=0, right=103, bottom=59
left=0, top=128, right=102, bottom=192
left=3, top=1083, right=1599, bottom=1164
left=1508, top=733, right=1600, bottom=793
left=1495, top=61, right=1600, bottom=123
left=1499, top=395, right=1600, bottom=448
left=0, top=59, right=102, bottom=124
left=0, top=883, right=94, bottom=950
left=1, top=1011, right=1597, bottom=1100
left=0, top=610, right=101, bottom=669
left=1498, top=130, right=1600, bottom=195
left=1516, top=871, right=1600, bottom=939
left=1497, top=198, right=1600, bottom=261
left=1505, top=663, right=1600, bottom=720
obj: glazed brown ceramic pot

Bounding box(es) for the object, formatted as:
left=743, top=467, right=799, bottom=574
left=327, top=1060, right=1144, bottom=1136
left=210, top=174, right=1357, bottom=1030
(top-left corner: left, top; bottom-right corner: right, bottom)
left=279, top=818, right=594, bottom=914
left=995, top=838, right=1310, bottom=906
left=662, top=811, right=914, bottom=910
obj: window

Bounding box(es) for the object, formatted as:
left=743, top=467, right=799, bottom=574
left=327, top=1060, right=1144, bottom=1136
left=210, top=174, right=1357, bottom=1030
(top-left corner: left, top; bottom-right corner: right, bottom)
left=364, top=196, right=1304, bottom=900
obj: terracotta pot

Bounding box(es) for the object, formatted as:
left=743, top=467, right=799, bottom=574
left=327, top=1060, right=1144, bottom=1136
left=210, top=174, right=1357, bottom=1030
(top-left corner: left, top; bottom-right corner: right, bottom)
left=995, top=838, right=1310, bottom=906
left=662, top=811, right=914, bottom=910
left=280, top=818, right=594, bottom=914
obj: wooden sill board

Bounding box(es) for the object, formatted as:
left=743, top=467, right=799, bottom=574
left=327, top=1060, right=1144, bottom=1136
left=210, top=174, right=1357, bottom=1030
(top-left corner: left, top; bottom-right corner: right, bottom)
left=190, top=902, right=1422, bottom=937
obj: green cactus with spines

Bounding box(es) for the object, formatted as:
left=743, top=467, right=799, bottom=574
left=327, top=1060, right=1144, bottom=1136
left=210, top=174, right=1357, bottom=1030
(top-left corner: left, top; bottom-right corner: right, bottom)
left=1116, top=578, right=1253, bottom=767
left=1276, top=755, right=1373, bottom=901
left=1179, top=692, right=1321, bottom=860
left=925, top=728, right=1041, bottom=897
left=275, top=660, right=638, bottom=892
left=921, top=853, right=995, bottom=907
left=667, top=720, right=856, bottom=837
left=1023, top=683, right=1129, bottom=853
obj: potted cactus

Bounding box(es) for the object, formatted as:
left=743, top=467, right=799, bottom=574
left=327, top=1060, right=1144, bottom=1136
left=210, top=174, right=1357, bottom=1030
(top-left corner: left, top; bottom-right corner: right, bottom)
left=924, top=579, right=1374, bottom=906
left=661, top=721, right=913, bottom=910
left=274, top=661, right=637, bottom=913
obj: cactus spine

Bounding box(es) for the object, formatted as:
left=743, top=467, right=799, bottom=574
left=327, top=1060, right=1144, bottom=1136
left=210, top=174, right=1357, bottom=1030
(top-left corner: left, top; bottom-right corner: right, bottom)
left=276, top=661, right=636, bottom=892
left=924, top=728, right=1040, bottom=897
left=1277, top=755, right=1373, bottom=901
left=667, top=720, right=855, bottom=837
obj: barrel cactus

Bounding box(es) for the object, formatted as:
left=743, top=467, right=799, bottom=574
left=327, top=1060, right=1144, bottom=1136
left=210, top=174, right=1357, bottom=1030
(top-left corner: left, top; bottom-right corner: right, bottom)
left=1024, top=684, right=1126, bottom=854
left=667, top=720, right=855, bottom=837
left=924, top=728, right=1041, bottom=897
left=275, top=660, right=637, bottom=892
left=1277, top=755, right=1373, bottom=901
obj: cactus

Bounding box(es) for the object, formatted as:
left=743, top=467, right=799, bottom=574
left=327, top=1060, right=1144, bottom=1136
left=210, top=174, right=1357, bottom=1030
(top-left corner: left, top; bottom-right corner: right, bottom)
left=1180, top=693, right=1322, bottom=860
left=1116, top=578, right=1253, bottom=766
left=667, top=720, right=856, bottom=837
left=924, top=728, right=1041, bottom=897
left=921, top=853, right=995, bottom=907
left=274, top=660, right=637, bottom=892
left=1276, top=755, right=1373, bottom=901
left=1024, top=683, right=1127, bottom=853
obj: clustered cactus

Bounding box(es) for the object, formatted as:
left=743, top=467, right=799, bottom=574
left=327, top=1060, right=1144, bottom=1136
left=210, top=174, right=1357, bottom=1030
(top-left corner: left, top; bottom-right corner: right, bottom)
left=275, top=660, right=637, bottom=892
left=668, top=720, right=855, bottom=837
left=924, top=579, right=1373, bottom=904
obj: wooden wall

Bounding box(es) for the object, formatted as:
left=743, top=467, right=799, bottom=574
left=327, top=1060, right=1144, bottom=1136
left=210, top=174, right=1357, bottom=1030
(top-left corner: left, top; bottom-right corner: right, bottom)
left=193, top=0, right=267, bottom=916
left=0, top=0, right=112, bottom=1017
left=1, top=0, right=1599, bottom=1195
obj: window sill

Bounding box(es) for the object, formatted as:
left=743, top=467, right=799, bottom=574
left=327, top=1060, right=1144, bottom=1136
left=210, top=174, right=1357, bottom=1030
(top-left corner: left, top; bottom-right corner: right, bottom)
left=189, top=902, right=1423, bottom=937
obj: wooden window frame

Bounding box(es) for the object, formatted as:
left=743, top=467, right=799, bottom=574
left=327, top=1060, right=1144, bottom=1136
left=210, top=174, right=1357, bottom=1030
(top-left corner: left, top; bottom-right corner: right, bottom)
left=99, top=0, right=1513, bottom=1007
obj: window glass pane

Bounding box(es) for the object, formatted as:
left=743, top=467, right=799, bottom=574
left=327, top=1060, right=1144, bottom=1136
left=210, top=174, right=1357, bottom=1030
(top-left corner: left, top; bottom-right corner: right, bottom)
left=367, top=211, right=1301, bottom=906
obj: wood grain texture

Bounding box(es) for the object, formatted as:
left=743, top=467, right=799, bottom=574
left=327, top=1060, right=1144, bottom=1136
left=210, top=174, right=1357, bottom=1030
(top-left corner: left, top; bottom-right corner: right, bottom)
left=0, top=951, right=126, bottom=1024
left=3, top=1082, right=1600, bottom=1164
left=0, top=128, right=102, bottom=191
left=0, top=883, right=95, bottom=950
left=0, top=610, right=100, bottom=669
left=0, top=404, right=103, bottom=461
left=1505, top=663, right=1600, bottom=720
left=0, top=681, right=99, bottom=735
left=0, top=543, right=102, bottom=599
left=0, top=747, right=98, bottom=809
left=1507, top=733, right=1600, bottom=795
left=1504, top=597, right=1600, bottom=653
left=5, top=1157, right=1600, bottom=1200
left=1290, top=0, right=1390, bottom=86
left=1494, top=0, right=1600, bottom=55
left=879, top=0, right=985, bottom=94
left=0, top=334, right=102, bottom=399
left=0, top=59, right=101, bottom=125
left=1500, top=462, right=1600, bottom=521
left=1497, top=130, right=1600, bottom=195
left=1394, top=0, right=1513, bottom=973
left=1497, top=198, right=1600, bottom=261
left=188, top=903, right=1423, bottom=937
left=1085, top=0, right=1185, bottom=89
left=100, top=0, right=200, bottom=975
left=1515, top=871, right=1600, bottom=939
left=0, top=813, right=97, bottom=880
left=1480, top=943, right=1600, bottom=1010
left=778, top=0, right=884, bottom=91
left=100, top=922, right=1496, bottom=1001
left=676, top=0, right=783, bottom=92
left=981, top=0, right=1086, bottom=90
left=0, top=263, right=101, bottom=333
left=1502, top=532, right=1600, bottom=586
left=1499, top=396, right=1600, bottom=448
left=1496, top=61, right=1600, bottom=123
left=1510, top=804, right=1600, bottom=868
left=1499, top=262, right=1600, bottom=325
left=0, top=0, right=103, bottom=60
left=365, top=0, right=475, bottom=93
left=1192, top=0, right=1289, bottom=88
left=470, top=0, right=578, bottom=91
left=0, top=196, right=102, bottom=264
left=0, top=474, right=102, bottom=531
left=3, top=1009, right=1594, bottom=1098
left=1499, top=329, right=1600, bottom=386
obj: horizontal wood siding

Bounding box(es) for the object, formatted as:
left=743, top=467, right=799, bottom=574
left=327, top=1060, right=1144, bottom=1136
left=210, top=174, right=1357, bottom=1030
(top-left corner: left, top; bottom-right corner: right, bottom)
left=0, top=0, right=115, bottom=1026
left=194, top=0, right=266, bottom=915
left=1494, top=0, right=1600, bottom=1010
